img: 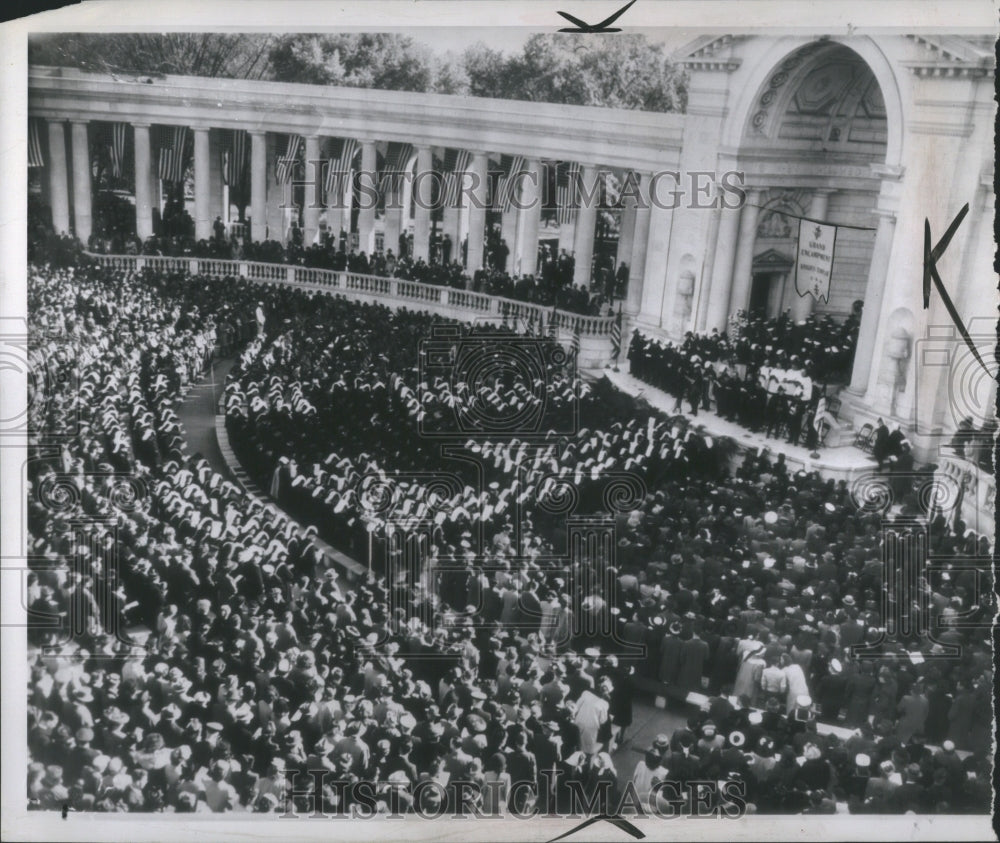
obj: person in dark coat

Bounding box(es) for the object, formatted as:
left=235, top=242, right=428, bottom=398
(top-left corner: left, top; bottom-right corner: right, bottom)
left=675, top=629, right=709, bottom=700
left=658, top=622, right=683, bottom=690
left=872, top=418, right=890, bottom=469
left=843, top=661, right=876, bottom=728
left=815, top=658, right=848, bottom=721
left=602, top=657, right=634, bottom=745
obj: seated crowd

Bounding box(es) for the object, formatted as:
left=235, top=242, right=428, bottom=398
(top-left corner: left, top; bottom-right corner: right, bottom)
left=25, top=251, right=992, bottom=816
left=628, top=308, right=861, bottom=449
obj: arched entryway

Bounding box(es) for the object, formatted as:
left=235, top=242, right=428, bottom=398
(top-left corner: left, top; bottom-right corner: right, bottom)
left=728, top=40, right=894, bottom=323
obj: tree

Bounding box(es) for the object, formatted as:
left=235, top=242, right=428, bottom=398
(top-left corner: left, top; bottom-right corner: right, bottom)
left=29, top=33, right=275, bottom=79
left=460, top=34, right=687, bottom=113
left=267, top=34, right=435, bottom=92
left=433, top=53, right=470, bottom=96
left=462, top=43, right=508, bottom=98
left=29, top=32, right=686, bottom=112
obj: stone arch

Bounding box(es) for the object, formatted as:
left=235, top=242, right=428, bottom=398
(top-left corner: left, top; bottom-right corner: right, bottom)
left=722, top=36, right=905, bottom=168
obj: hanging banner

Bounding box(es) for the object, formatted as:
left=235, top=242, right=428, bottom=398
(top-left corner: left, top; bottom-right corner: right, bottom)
left=795, top=218, right=837, bottom=302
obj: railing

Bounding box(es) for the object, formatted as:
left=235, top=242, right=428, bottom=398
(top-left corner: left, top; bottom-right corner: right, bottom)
left=244, top=261, right=287, bottom=283
left=85, top=252, right=618, bottom=359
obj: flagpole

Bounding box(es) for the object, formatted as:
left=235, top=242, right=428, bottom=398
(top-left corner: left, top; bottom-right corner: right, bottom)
left=608, top=302, right=622, bottom=373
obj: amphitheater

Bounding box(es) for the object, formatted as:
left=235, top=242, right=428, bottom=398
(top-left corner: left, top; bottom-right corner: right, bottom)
left=15, top=29, right=997, bottom=828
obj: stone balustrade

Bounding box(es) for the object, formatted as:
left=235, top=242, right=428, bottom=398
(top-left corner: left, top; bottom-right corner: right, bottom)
left=85, top=252, right=620, bottom=367
left=932, top=451, right=996, bottom=542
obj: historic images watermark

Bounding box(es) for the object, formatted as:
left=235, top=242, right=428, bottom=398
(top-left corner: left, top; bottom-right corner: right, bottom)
left=847, top=470, right=993, bottom=661
left=912, top=317, right=997, bottom=440
left=279, top=165, right=748, bottom=212
left=278, top=773, right=749, bottom=819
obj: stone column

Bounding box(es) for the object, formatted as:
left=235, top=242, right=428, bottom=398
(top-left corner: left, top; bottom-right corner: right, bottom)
left=791, top=189, right=834, bottom=323
left=412, top=145, right=434, bottom=262
left=70, top=121, right=92, bottom=243
left=703, top=203, right=743, bottom=332
left=572, top=164, right=598, bottom=287
left=132, top=123, right=154, bottom=241
left=727, top=188, right=762, bottom=318
left=250, top=131, right=267, bottom=242
left=208, top=129, right=225, bottom=225
left=193, top=127, right=211, bottom=240
left=465, top=151, right=489, bottom=272
left=302, top=135, right=321, bottom=246
left=357, top=139, right=378, bottom=255
left=515, top=158, right=543, bottom=276
left=625, top=172, right=652, bottom=317
left=848, top=208, right=897, bottom=393
left=46, top=120, right=70, bottom=235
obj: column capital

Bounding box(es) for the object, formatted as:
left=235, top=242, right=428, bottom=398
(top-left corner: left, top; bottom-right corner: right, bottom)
left=69, top=118, right=90, bottom=127
left=190, top=125, right=211, bottom=134
left=45, top=117, right=66, bottom=126
left=249, top=129, right=267, bottom=138
left=131, top=122, right=152, bottom=130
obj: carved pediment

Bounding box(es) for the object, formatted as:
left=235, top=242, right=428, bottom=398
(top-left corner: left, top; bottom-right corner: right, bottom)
left=752, top=248, right=795, bottom=271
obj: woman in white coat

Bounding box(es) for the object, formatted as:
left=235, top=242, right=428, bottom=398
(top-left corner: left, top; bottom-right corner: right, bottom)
left=780, top=652, right=810, bottom=715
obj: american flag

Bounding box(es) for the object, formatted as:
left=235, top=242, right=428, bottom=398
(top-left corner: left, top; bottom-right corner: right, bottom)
left=28, top=119, right=45, bottom=168
left=557, top=161, right=581, bottom=226
left=158, top=125, right=189, bottom=184
left=441, top=148, right=471, bottom=208
left=108, top=122, right=128, bottom=179
left=223, top=129, right=249, bottom=189
left=275, top=134, right=302, bottom=185
left=570, top=322, right=581, bottom=361
left=380, top=142, right=414, bottom=195
left=492, top=154, right=526, bottom=213
left=325, top=137, right=360, bottom=198
left=610, top=306, right=623, bottom=361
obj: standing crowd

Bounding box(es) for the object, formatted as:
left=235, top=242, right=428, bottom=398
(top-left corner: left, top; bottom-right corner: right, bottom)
left=628, top=308, right=861, bottom=448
